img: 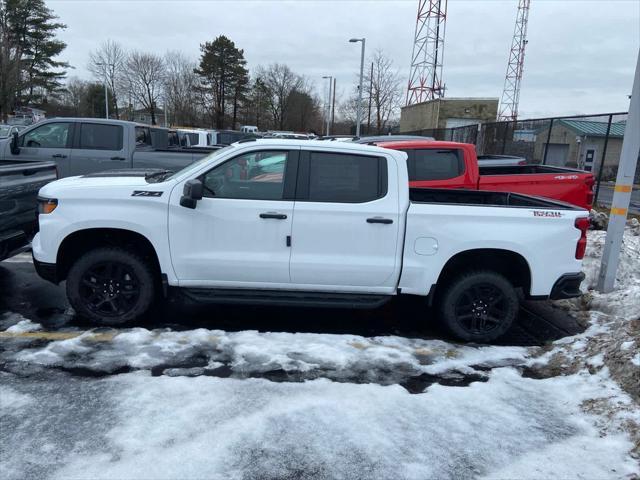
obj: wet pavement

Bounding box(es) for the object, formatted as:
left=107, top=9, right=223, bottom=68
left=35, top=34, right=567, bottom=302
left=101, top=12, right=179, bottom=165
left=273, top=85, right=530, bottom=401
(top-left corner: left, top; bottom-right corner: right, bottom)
left=0, top=254, right=584, bottom=349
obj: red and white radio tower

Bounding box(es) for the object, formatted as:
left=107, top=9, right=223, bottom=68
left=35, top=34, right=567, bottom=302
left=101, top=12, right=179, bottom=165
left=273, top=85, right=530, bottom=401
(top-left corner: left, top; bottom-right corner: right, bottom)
left=498, top=0, right=531, bottom=121
left=406, top=0, right=447, bottom=105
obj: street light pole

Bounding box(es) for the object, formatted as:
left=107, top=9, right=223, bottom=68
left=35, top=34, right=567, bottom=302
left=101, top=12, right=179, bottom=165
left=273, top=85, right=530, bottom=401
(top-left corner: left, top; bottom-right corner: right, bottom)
left=322, top=75, right=332, bottom=136
left=96, top=62, right=111, bottom=119
left=349, top=37, right=366, bottom=137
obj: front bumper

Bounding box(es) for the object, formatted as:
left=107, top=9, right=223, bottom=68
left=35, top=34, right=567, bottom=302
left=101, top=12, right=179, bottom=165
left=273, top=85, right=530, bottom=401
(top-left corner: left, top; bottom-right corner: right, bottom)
left=33, top=255, right=59, bottom=284
left=550, top=272, right=585, bottom=300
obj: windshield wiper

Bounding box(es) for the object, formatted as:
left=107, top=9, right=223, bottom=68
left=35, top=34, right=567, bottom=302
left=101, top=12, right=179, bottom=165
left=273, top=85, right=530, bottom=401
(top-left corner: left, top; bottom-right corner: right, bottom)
left=145, top=170, right=173, bottom=182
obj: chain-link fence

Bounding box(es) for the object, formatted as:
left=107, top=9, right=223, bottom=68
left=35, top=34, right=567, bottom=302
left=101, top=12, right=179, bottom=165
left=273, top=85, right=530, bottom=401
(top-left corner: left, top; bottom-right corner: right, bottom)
left=402, top=111, right=637, bottom=208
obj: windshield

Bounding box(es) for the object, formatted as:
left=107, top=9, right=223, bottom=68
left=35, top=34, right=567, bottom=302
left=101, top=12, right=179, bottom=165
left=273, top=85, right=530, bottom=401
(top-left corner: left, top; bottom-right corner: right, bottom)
left=0, top=126, right=11, bottom=137
left=164, top=145, right=235, bottom=181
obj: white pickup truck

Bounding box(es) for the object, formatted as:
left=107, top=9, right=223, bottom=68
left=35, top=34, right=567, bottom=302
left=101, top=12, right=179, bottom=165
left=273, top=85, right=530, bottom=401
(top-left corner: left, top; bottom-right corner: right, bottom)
left=32, top=139, right=589, bottom=342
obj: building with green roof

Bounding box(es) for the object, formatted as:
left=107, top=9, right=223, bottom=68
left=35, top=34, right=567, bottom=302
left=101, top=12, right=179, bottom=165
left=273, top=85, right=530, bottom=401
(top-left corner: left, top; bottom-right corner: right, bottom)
left=533, top=118, right=628, bottom=180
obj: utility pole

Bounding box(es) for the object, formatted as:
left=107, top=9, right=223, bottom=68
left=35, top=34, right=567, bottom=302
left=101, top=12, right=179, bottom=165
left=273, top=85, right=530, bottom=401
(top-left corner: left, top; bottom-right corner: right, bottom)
left=597, top=50, right=640, bottom=293
left=367, top=62, right=373, bottom=135
left=349, top=37, right=366, bottom=136
left=331, top=77, right=336, bottom=133
left=322, top=75, right=332, bottom=136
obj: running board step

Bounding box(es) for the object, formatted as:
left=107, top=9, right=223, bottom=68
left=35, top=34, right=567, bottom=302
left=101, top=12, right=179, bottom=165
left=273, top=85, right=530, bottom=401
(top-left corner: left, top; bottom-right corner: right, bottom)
left=179, top=288, right=391, bottom=309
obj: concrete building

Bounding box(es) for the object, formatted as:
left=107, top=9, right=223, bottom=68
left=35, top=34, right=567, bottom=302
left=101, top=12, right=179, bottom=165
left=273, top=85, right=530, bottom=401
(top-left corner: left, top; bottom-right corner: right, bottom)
left=400, top=97, right=499, bottom=133
left=533, top=119, right=626, bottom=179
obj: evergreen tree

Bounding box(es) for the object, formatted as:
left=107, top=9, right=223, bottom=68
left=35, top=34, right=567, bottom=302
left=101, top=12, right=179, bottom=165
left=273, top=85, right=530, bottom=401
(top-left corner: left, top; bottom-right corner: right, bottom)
left=0, top=0, right=68, bottom=119
left=195, top=35, right=248, bottom=129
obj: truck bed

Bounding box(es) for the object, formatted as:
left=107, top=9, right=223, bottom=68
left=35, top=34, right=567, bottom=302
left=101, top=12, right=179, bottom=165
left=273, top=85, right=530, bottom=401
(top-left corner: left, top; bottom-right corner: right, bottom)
left=409, top=187, right=582, bottom=210
left=478, top=165, right=586, bottom=176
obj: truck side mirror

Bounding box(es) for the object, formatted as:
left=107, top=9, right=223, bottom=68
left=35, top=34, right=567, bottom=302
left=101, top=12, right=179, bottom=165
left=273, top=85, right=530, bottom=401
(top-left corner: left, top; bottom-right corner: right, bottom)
left=10, top=132, right=20, bottom=154
left=180, top=179, right=204, bottom=209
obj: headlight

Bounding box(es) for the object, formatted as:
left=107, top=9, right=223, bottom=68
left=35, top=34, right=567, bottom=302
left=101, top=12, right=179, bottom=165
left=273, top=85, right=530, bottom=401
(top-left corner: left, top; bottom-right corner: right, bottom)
left=37, top=197, right=58, bottom=214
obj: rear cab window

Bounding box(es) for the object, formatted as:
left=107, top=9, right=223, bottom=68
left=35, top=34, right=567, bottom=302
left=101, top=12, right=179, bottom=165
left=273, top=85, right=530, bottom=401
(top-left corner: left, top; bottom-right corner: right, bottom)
left=299, top=151, right=387, bottom=203
left=135, top=127, right=152, bottom=149
left=405, top=148, right=464, bottom=181
left=79, top=123, right=123, bottom=150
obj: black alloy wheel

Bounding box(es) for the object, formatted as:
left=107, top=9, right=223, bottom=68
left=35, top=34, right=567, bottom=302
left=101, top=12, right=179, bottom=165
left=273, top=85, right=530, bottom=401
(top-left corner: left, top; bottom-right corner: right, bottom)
left=79, top=261, right=140, bottom=317
left=438, top=270, right=519, bottom=343
left=66, top=247, right=156, bottom=324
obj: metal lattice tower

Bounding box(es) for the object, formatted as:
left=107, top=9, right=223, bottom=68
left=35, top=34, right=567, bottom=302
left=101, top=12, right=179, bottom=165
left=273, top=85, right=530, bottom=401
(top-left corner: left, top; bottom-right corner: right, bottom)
left=406, top=0, right=447, bottom=105
left=498, top=0, right=531, bottom=121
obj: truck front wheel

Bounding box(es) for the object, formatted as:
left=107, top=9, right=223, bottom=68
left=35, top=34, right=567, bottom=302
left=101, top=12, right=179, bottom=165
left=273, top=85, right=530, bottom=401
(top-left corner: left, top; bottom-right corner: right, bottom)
left=66, top=247, right=156, bottom=324
left=438, top=270, right=519, bottom=343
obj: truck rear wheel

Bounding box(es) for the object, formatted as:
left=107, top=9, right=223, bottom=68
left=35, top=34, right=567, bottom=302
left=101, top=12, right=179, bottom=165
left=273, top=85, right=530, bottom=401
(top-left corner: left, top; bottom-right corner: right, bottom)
left=66, top=247, right=156, bottom=324
left=438, top=270, right=519, bottom=343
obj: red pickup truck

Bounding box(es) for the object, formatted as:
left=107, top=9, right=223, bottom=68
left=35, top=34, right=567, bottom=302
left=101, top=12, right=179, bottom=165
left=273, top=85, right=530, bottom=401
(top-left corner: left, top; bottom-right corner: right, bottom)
left=377, top=140, right=595, bottom=210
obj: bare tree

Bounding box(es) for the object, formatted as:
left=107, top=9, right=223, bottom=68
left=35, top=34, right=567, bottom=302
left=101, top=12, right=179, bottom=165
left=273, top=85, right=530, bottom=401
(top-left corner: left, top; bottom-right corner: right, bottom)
left=124, top=51, right=165, bottom=125
left=367, top=50, right=402, bottom=134
left=61, top=76, right=88, bottom=115
left=258, top=63, right=303, bottom=130
left=164, top=51, right=198, bottom=126
left=88, top=39, right=126, bottom=118
left=342, top=50, right=402, bottom=134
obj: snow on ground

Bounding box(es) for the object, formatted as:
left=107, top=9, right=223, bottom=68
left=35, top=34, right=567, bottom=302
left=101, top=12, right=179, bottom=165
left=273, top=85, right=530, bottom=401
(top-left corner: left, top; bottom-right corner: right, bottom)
left=0, top=252, right=33, bottom=263
left=529, top=225, right=640, bottom=461
left=1, top=227, right=639, bottom=479
left=2, top=368, right=637, bottom=480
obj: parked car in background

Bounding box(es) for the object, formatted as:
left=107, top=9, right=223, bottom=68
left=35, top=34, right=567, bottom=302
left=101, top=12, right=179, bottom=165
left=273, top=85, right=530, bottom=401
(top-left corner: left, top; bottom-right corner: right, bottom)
left=240, top=125, right=259, bottom=134
left=0, top=125, right=24, bottom=138
left=0, top=118, right=219, bottom=178
left=33, top=139, right=588, bottom=343
left=378, top=140, right=595, bottom=210
left=1, top=160, right=57, bottom=261
left=177, top=128, right=210, bottom=148
left=352, top=134, right=436, bottom=143
left=209, top=129, right=257, bottom=145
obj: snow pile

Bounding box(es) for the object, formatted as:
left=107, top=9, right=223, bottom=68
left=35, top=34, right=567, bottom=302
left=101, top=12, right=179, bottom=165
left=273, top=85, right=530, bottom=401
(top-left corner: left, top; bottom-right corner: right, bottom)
left=5, top=319, right=43, bottom=334
left=530, top=227, right=640, bottom=460
left=9, top=325, right=527, bottom=385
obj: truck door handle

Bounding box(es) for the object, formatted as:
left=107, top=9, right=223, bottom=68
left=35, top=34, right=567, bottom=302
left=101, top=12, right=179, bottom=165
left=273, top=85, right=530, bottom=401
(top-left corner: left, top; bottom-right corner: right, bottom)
left=259, top=212, right=287, bottom=220
left=367, top=217, right=393, bottom=224
left=110, top=156, right=126, bottom=161
left=51, top=154, right=67, bottom=159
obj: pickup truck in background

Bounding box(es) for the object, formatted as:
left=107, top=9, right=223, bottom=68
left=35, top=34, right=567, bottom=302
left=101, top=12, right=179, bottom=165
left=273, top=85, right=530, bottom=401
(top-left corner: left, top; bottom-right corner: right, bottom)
left=378, top=140, right=595, bottom=210
left=0, top=160, right=57, bottom=261
left=0, top=118, right=217, bottom=178
left=32, top=140, right=588, bottom=343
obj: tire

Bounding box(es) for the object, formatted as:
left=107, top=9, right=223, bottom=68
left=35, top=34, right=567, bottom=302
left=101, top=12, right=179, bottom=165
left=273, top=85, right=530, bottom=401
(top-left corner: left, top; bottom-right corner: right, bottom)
left=66, top=247, right=156, bottom=324
left=438, top=270, right=519, bottom=343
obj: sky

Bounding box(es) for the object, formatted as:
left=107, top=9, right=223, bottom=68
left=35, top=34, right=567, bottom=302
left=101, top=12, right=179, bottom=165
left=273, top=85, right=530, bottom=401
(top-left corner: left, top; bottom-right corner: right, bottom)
left=48, top=0, right=639, bottom=119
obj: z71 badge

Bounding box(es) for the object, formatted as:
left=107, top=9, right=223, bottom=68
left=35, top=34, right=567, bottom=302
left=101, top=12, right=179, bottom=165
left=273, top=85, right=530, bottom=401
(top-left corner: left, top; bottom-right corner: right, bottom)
left=131, top=190, right=163, bottom=197
left=532, top=210, right=562, bottom=218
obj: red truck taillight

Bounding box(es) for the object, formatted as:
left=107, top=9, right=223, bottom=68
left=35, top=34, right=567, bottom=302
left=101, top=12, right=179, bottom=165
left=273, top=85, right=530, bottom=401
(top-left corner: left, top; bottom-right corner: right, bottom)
left=574, top=217, right=589, bottom=259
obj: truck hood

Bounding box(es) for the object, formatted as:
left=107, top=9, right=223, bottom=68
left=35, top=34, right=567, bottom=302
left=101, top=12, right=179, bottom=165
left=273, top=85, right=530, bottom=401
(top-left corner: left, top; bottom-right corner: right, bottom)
left=39, top=170, right=174, bottom=198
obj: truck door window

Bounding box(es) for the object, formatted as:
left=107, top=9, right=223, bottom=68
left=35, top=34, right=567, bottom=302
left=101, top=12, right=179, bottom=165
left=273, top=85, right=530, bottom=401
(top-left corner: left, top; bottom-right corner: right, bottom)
left=21, top=123, right=71, bottom=148
left=135, top=127, right=152, bottom=148
left=202, top=150, right=288, bottom=200
left=79, top=123, right=123, bottom=150
left=408, top=149, right=464, bottom=181
left=306, top=152, right=386, bottom=203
